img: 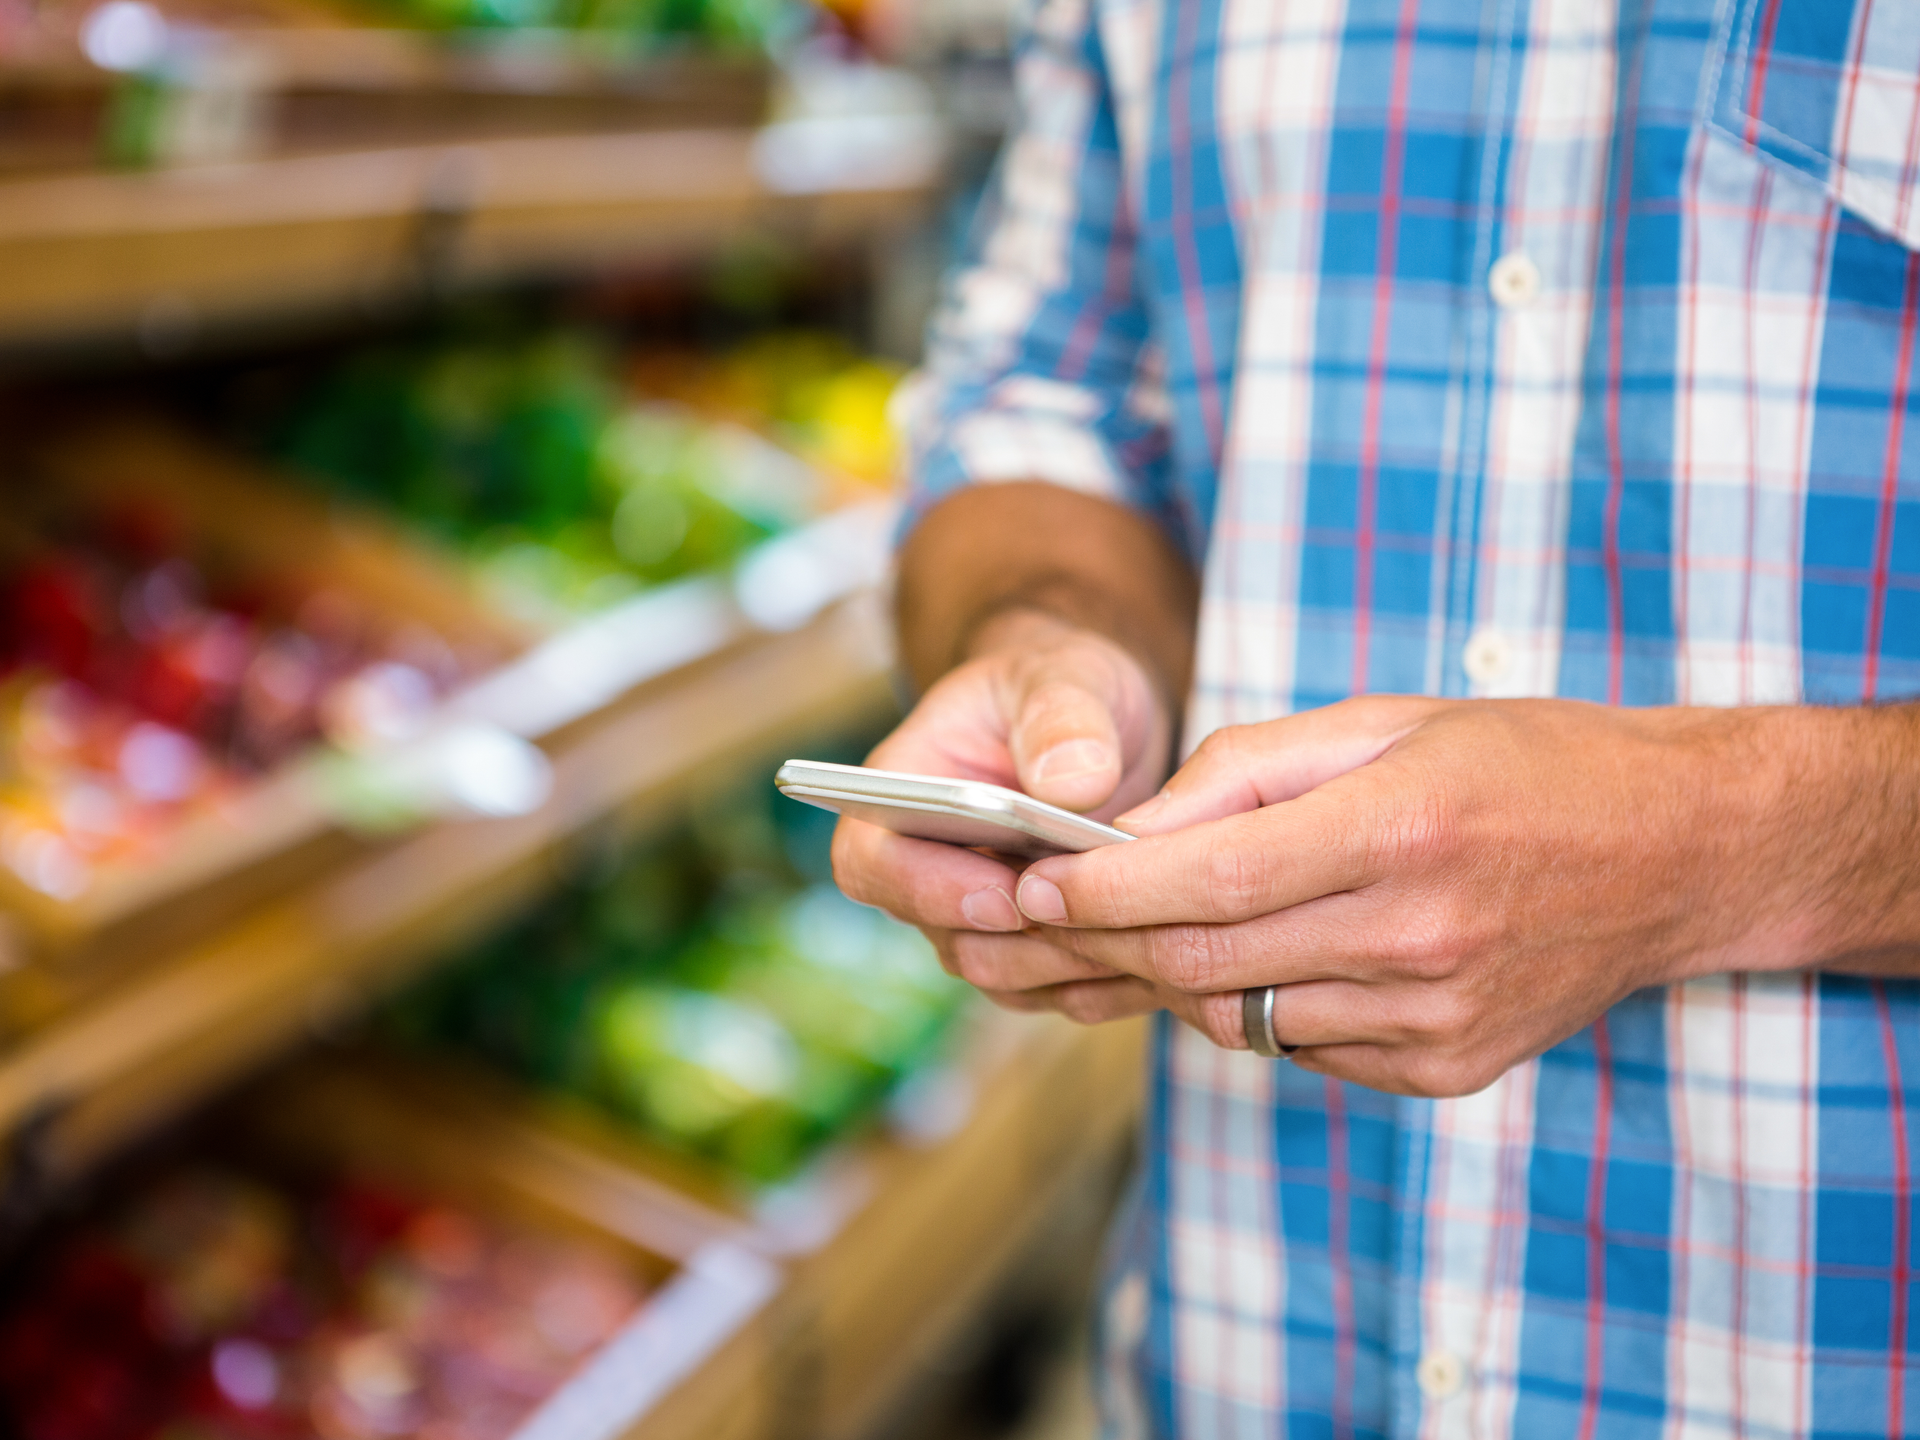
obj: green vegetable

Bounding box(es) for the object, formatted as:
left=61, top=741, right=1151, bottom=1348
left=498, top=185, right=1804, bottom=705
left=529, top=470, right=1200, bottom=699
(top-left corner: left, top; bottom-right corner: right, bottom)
left=384, top=764, right=969, bottom=1187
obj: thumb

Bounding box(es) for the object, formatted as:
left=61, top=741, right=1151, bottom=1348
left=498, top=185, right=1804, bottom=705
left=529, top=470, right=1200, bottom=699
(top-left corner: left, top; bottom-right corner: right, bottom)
left=1114, top=696, right=1438, bottom=835
left=1007, top=678, right=1126, bottom=812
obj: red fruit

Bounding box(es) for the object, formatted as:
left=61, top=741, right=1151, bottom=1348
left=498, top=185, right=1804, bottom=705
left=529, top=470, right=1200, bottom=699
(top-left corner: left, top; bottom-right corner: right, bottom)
left=5, top=558, right=107, bottom=680
left=0, top=1311, right=63, bottom=1395
left=93, top=500, right=182, bottom=569
left=22, top=1350, right=147, bottom=1440
left=316, top=1184, right=418, bottom=1278
left=124, top=642, right=211, bottom=734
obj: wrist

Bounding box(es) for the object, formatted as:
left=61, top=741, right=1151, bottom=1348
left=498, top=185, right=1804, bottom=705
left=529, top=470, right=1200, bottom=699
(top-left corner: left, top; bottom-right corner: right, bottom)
left=1672, top=702, right=1920, bottom=979
left=960, top=605, right=1090, bottom=663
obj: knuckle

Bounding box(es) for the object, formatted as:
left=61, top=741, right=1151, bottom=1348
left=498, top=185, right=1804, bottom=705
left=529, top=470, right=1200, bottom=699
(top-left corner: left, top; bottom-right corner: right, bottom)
left=1199, top=840, right=1267, bottom=922
left=1053, top=985, right=1109, bottom=1027
left=1362, top=784, right=1458, bottom=878
left=1385, top=903, right=1470, bottom=982
left=828, top=823, right=862, bottom=890
left=948, top=933, right=1005, bottom=989
left=930, top=932, right=963, bottom=978
left=1197, top=992, right=1245, bottom=1049
left=1412, top=989, right=1478, bottom=1046
left=982, top=989, right=1035, bottom=1014
left=1401, top=1056, right=1463, bottom=1100
left=1404, top=1049, right=1500, bottom=1100
left=828, top=824, right=892, bottom=911
left=1193, top=724, right=1247, bottom=772
left=1153, top=924, right=1233, bottom=993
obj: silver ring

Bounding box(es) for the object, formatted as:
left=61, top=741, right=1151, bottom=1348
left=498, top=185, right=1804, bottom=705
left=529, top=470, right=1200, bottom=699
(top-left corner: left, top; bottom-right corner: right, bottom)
left=1242, top=985, right=1296, bottom=1058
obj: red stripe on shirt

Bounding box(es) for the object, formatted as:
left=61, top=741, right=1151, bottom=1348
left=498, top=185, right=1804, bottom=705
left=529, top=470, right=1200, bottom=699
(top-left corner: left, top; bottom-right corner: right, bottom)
left=1863, top=249, right=1919, bottom=703
left=1350, top=0, right=1422, bottom=696
left=1874, top=982, right=1911, bottom=1439
left=1601, top=20, right=1650, bottom=707
left=1576, top=1016, right=1616, bottom=1440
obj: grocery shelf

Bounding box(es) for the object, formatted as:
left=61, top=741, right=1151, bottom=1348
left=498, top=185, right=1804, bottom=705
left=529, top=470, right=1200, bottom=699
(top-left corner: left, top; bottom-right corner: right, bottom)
left=772, top=1010, right=1146, bottom=1439
left=0, top=588, right=899, bottom=1194
left=249, top=1059, right=784, bottom=1440
left=298, top=1006, right=1149, bottom=1440
left=0, top=119, right=944, bottom=352
left=3, top=414, right=897, bottom=954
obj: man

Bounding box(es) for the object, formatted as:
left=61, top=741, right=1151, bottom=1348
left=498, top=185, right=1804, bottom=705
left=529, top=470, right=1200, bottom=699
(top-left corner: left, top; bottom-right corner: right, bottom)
left=835, top=0, right=1920, bottom=1434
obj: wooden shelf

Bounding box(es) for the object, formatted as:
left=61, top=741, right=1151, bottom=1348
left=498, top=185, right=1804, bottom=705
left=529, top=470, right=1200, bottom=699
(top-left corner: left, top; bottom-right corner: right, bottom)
left=0, top=121, right=942, bottom=352
left=0, top=588, right=899, bottom=1190
left=306, top=1008, right=1149, bottom=1440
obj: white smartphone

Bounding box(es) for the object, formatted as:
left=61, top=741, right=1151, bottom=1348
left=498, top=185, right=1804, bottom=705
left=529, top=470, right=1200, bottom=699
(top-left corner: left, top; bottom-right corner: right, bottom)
left=774, top=759, right=1133, bottom=857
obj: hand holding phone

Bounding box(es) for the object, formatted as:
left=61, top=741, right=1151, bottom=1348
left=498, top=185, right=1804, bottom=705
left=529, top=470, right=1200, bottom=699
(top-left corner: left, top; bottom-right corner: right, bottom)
left=776, top=759, right=1133, bottom=858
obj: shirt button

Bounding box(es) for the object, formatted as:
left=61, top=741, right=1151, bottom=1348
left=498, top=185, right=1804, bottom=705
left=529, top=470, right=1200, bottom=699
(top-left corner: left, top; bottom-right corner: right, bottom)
left=1488, top=251, right=1540, bottom=309
left=1417, top=1349, right=1466, bottom=1399
left=1463, top=626, right=1513, bottom=684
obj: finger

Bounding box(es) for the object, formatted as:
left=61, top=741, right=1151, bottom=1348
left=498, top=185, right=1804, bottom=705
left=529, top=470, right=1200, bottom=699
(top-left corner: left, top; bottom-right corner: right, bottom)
left=1006, top=677, right=1126, bottom=814
left=1283, top=1043, right=1511, bottom=1100
left=832, top=818, right=1023, bottom=932
left=930, top=929, right=1122, bottom=991
left=1114, top=696, right=1441, bottom=835
left=1244, top=978, right=1437, bottom=1049
left=979, top=975, right=1165, bottom=1025
left=1197, top=985, right=1518, bottom=1097
left=1159, top=988, right=1251, bottom=1050
left=1025, top=891, right=1384, bottom=992
left=1017, top=791, right=1382, bottom=931
left=861, top=700, right=1016, bottom=789
left=995, top=636, right=1165, bottom=815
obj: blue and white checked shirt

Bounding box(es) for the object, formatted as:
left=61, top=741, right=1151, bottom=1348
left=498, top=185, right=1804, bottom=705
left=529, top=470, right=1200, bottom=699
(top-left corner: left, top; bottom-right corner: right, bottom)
left=899, top=0, right=1920, bottom=1434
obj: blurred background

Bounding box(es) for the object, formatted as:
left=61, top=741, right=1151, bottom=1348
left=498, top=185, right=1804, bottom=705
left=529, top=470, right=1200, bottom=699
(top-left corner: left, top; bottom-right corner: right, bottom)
left=0, top=4, right=1147, bottom=1437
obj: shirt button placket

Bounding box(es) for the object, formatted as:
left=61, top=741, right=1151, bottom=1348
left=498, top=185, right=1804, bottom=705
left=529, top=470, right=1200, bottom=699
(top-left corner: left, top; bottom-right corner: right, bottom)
left=1488, top=251, right=1540, bottom=310
left=1416, top=1348, right=1466, bottom=1401
left=1463, top=625, right=1514, bottom=688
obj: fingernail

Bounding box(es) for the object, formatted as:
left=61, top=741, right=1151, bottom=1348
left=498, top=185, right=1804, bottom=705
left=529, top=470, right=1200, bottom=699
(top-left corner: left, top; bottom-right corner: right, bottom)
left=1030, top=739, right=1112, bottom=784
left=1016, top=874, right=1068, bottom=924
left=960, top=886, right=1021, bottom=932
left=1116, top=789, right=1171, bottom=831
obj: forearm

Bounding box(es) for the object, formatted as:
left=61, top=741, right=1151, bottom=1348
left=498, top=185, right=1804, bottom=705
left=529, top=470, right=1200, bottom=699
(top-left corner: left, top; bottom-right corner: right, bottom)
left=895, top=482, right=1199, bottom=705
left=1725, top=702, right=1920, bottom=976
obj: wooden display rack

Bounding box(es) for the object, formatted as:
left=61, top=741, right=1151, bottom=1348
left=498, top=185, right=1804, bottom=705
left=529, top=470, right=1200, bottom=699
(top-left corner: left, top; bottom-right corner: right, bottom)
left=0, top=462, right=1149, bottom=1439
left=0, top=36, right=774, bottom=177
left=283, top=1007, right=1149, bottom=1439
left=0, top=42, right=1126, bottom=1439
left=0, top=585, right=900, bottom=1189
left=1, top=415, right=532, bottom=950
left=0, top=122, right=942, bottom=353
left=247, top=1059, right=786, bottom=1440
left=1, top=412, right=897, bottom=961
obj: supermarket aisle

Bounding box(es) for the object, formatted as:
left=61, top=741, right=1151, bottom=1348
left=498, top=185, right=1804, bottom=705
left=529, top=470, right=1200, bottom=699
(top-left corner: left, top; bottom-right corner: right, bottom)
left=0, top=0, right=1103, bottom=1427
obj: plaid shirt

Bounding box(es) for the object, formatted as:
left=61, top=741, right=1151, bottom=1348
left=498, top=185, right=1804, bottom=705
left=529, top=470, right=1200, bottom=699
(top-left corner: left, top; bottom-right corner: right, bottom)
left=900, top=0, right=1920, bottom=1435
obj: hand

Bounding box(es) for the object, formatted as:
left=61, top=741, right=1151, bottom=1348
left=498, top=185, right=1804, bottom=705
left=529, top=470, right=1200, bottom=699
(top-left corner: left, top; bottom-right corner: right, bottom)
left=830, top=611, right=1183, bottom=1021
left=1009, top=696, right=1815, bottom=1097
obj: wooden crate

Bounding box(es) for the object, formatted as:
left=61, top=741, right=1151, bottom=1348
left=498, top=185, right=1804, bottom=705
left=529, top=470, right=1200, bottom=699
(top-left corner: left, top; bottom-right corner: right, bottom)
left=1, top=413, right=532, bottom=954
left=0, top=34, right=771, bottom=178
left=0, top=412, right=897, bottom=963
left=0, top=126, right=940, bottom=351
left=323, top=1009, right=1151, bottom=1439
left=243, top=1057, right=786, bottom=1440
left=777, top=1011, right=1148, bottom=1439
left=0, top=590, right=897, bottom=1189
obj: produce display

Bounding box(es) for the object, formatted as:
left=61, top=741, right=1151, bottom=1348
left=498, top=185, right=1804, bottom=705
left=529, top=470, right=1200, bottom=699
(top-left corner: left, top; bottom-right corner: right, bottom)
left=0, top=1164, right=647, bottom=1440
left=384, top=761, right=967, bottom=1187
left=357, top=0, right=795, bottom=48
left=0, top=504, right=475, bottom=902
left=268, top=326, right=902, bottom=627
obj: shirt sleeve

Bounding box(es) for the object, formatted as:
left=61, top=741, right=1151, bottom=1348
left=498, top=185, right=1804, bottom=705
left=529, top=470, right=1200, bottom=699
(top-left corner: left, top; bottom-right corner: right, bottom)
left=892, top=0, right=1179, bottom=550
